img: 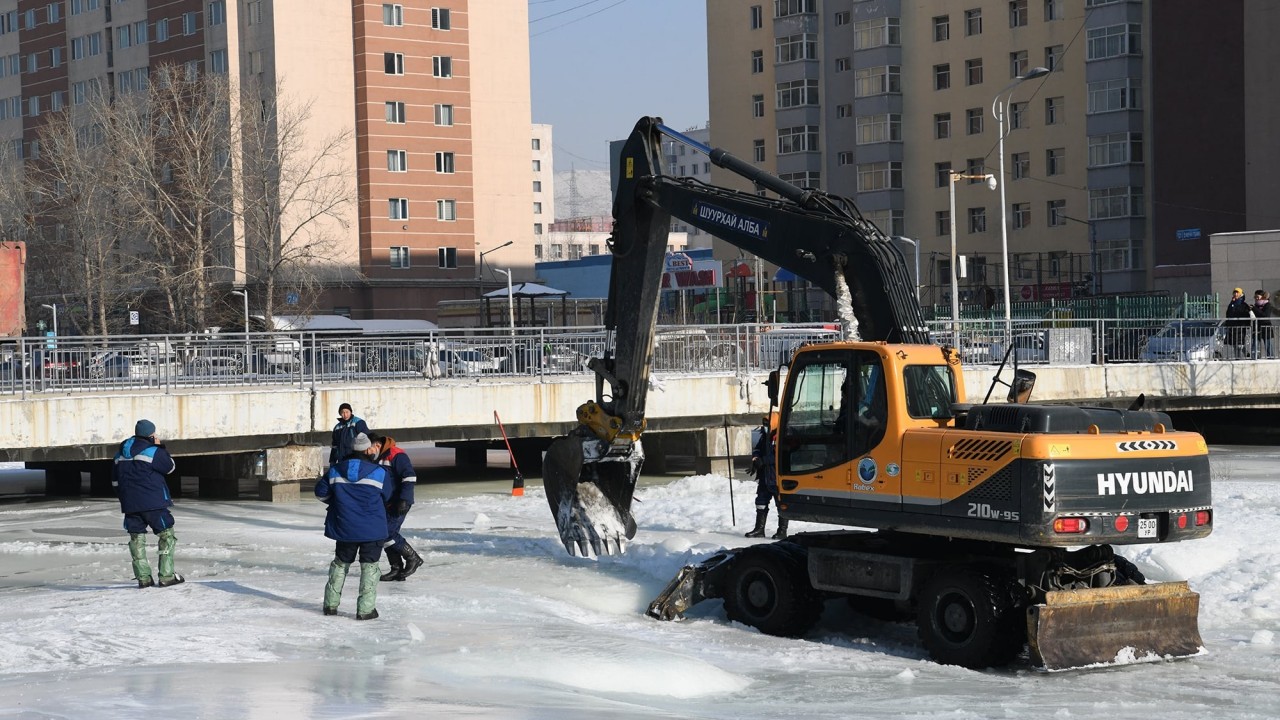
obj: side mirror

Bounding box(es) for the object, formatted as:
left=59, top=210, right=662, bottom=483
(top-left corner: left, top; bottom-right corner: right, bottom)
left=1007, top=369, right=1036, bottom=404
left=765, top=369, right=780, bottom=405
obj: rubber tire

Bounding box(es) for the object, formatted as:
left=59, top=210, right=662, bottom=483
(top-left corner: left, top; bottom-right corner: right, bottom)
left=916, top=566, right=1025, bottom=669
left=723, top=544, right=822, bottom=638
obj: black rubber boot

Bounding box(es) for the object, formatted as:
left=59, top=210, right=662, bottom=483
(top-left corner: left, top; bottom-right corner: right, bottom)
left=397, top=543, right=423, bottom=581
left=380, top=548, right=405, bottom=582
left=744, top=509, right=768, bottom=538
left=772, top=518, right=789, bottom=540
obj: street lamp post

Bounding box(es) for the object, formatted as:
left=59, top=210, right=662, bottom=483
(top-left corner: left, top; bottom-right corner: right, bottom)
left=494, top=268, right=515, bottom=368
left=230, top=289, right=250, bottom=372
left=949, top=172, right=998, bottom=341
left=40, top=303, right=57, bottom=338
left=477, top=240, right=514, bottom=281
left=891, top=236, right=921, bottom=304
left=993, top=66, right=1051, bottom=344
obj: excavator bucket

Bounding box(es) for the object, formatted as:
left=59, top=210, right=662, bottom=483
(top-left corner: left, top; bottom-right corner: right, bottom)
left=542, top=430, right=640, bottom=557
left=1027, top=581, right=1204, bottom=671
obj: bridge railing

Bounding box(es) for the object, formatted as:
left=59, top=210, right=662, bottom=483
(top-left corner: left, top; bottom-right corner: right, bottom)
left=2, top=316, right=1273, bottom=396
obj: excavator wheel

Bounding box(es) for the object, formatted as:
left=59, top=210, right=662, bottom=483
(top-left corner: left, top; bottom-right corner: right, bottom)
left=723, top=543, right=822, bottom=638
left=916, top=566, right=1026, bottom=669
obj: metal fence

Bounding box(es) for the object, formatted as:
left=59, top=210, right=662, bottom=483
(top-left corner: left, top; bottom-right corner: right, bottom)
left=3, top=315, right=1274, bottom=397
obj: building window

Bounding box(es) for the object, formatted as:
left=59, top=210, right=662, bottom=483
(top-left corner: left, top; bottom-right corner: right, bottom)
left=432, top=7, right=451, bottom=30
left=776, top=33, right=818, bottom=62
left=934, top=63, right=950, bottom=90
left=386, top=101, right=405, bottom=123
left=533, top=201, right=542, bottom=214
left=208, top=1, right=226, bottom=26
left=532, top=160, right=541, bottom=172
left=835, top=57, right=850, bottom=72
left=774, top=0, right=817, bottom=18
left=750, top=5, right=763, bottom=29
left=1045, top=0, right=1064, bottom=21
left=935, top=162, right=952, bottom=188
left=1012, top=152, right=1030, bottom=179
left=854, top=65, right=901, bottom=97
left=183, top=11, right=198, bottom=35
left=837, top=151, right=853, bottom=166
left=934, top=113, right=951, bottom=139
left=381, top=3, right=404, bottom=26
left=965, top=58, right=983, bottom=85
left=434, top=103, right=453, bottom=126
left=435, top=151, right=454, bottom=174
left=776, top=78, right=819, bottom=109
left=156, top=18, right=170, bottom=42
left=853, top=17, right=900, bottom=50
left=752, top=94, right=764, bottom=117
left=385, top=52, right=404, bottom=75
left=438, top=247, right=457, bottom=268
left=933, top=15, right=949, bottom=41
left=1046, top=148, right=1065, bottom=176
left=1013, top=202, right=1030, bottom=229
left=532, top=138, right=541, bottom=150
left=46, top=2, right=61, bottom=23
left=209, top=49, right=228, bottom=74
left=1096, top=238, right=1133, bottom=271
left=50, top=90, right=64, bottom=111
left=390, top=246, right=410, bottom=269
left=965, top=8, right=982, bottom=36
left=26, top=53, right=36, bottom=74
left=1009, top=101, right=1027, bottom=129
left=836, top=104, right=852, bottom=119
left=1045, top=96, right=1063, bottom=124
left=1089, top=132, right=1143, bottom=167
left=1009, top=0, right=1027, bottom=27
left=966, top=108, right=983, bottom=134
left=1087, top=24, right=1142, bottom=60
left=750, top=49, right=764, bottom=73
left=389, top=198, right=409, bottom=220
left=532, top=180, right=542, bottom=192
left=433, top=56, right=452, bottom=78
left=27, top=96, right=39, bottom=117
left=534, top=223, right=543, bottom=235
left=1088, top=78, right=1141, bottom=113
left=387, top=149, right=407, bottom=172
left=1090, top=186, right=1144, bottom=219
left=248, top=50, right=264, bottom=74
left=1047, top=199, right=1066, bottom=226
left=777, top=126, right=819, bottom=155
left=968, top=207, right=987, bottom=233
left=856, top=161, right=902, bottom=192
left=936, top=210, right=951, bottom=236
left=246, top=1, right=261, bottom=25
left=966, top=158, right=985, bottom=181
left=753, top=139, right=765, bottom=162
left=117, top=25, right=133, bottom=49
left=436, top=199, right=456, bottom=221
left=1045, top=44, right=1063, bottom=71
left=855, top=113, right=901, bottom=144
left=1010, top=50, right=1028, bottom=78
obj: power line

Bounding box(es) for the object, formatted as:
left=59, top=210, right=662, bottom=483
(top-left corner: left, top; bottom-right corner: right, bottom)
left=530, top=0, right=628, bottom=37
left=530, top=0, right=613, bottom=23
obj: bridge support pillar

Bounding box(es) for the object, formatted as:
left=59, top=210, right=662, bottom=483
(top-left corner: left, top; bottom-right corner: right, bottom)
left=693, top=426, right=755, bottom=477
left=44, top=467, right=82, bottom=496
left=642, top=434, right=669, bottom=475
left=258, top=445, right=326, bottom=502
left=88, top=461, right=114, bottom=497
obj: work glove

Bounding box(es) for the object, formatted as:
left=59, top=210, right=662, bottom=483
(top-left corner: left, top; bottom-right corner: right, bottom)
left=747, top=458, right=760, bottom=477
left=392, top=499, right=411, bottom=516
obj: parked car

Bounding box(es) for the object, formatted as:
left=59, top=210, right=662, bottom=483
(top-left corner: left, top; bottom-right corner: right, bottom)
left=438, top=347, right=503, bottom=376
left=1139, top=319, right=1233, bottom=362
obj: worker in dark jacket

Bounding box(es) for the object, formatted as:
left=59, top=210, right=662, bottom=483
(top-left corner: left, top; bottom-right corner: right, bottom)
left=113, top=419, right=183, bottom=588
left=370, top=433, right=422, bottom=581
left=329, top=403, right=371, bottom=465
left=745, top=415, right=786, bottom=540
left=315, top=432, right=392, bottom=620
left=1226, top=287, right=1253, bottom=357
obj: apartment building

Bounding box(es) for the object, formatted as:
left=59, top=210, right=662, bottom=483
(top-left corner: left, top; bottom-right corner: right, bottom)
left=707, top=0, right=1275, bottom=303
left=2, top=0, right=533, bottom=322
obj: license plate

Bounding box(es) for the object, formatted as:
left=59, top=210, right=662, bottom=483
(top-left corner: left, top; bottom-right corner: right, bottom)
left=1138, top=517, right=1158, bottom=539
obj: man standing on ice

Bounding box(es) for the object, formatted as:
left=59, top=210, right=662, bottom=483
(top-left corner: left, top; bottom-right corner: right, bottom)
left=329, top=402, right=370, bottom=465
left=316, top=432, right=393, bottom=619
left=112, top=419, right=183, bottom=588
left=369, top=433, right=423, bottom=581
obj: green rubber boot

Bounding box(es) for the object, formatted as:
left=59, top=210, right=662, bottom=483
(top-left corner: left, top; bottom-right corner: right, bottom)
left=129, top=533, right=153, bottom=588
left=157, top=528, right=184, bottom=586
left=324, top=560, right=349, bottom=614
left=356, top=562, right=380, bottom=620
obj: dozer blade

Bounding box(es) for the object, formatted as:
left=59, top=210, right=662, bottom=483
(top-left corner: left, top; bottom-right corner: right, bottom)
left=1028, top=581, right=1204, bottom=671
left=646, top=551, right=735, bottom=621
left=542, top=431, right=640, bottom=557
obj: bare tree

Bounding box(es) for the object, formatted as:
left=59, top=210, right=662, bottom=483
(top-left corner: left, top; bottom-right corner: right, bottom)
left=236, top=78, right=356, bottom=324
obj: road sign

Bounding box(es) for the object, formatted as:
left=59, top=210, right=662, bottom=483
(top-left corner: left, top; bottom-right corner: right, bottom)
left=286, top=292, right=299, bottom=305
left=129, top=310, right=140, bottom=326
left=1176, top=228, right=1201, bottom=241
left=664, top=253, right=693, bottom=272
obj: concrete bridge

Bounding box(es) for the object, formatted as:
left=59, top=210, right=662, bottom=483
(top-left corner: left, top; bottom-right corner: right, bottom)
left=3, top=359, right=1278, bottom=500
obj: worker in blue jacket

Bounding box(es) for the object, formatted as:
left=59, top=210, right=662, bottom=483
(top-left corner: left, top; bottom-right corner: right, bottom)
left=315, top=432, right=392, bottom=620
left=329, top=402, right=371, bottom=465
left=370, top=433, right=422, bottom=581
left=113, top=419, right=183, bottom=588
left=745, top=415, right=786, bottom=540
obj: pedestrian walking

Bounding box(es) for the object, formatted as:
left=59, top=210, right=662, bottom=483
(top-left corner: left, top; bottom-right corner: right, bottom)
left=745, top=415, right=786, bottom=540
left=315, top=432, right=392, bottom=620
left=369, top=433, right=423, bottom=581
left=113, top=419, right=184, bottom=588
left=1226, top=287, right=1253, bottom=358
left=1252, top=290, right=1274, bottom=358
left=329, top=402, right=371, bottom=465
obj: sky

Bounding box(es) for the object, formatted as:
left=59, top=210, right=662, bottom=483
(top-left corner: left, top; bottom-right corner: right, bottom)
left=528, top=0, right=710, bottom=175
left=0, top=445, right=1277, bottom=717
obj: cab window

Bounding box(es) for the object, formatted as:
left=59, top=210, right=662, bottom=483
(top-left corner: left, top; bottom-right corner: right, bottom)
left=903, top=365, right=955, bottom=419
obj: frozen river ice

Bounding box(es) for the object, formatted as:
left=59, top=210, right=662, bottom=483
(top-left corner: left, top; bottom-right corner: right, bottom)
left=0, top=446, right=1277, bottom=719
